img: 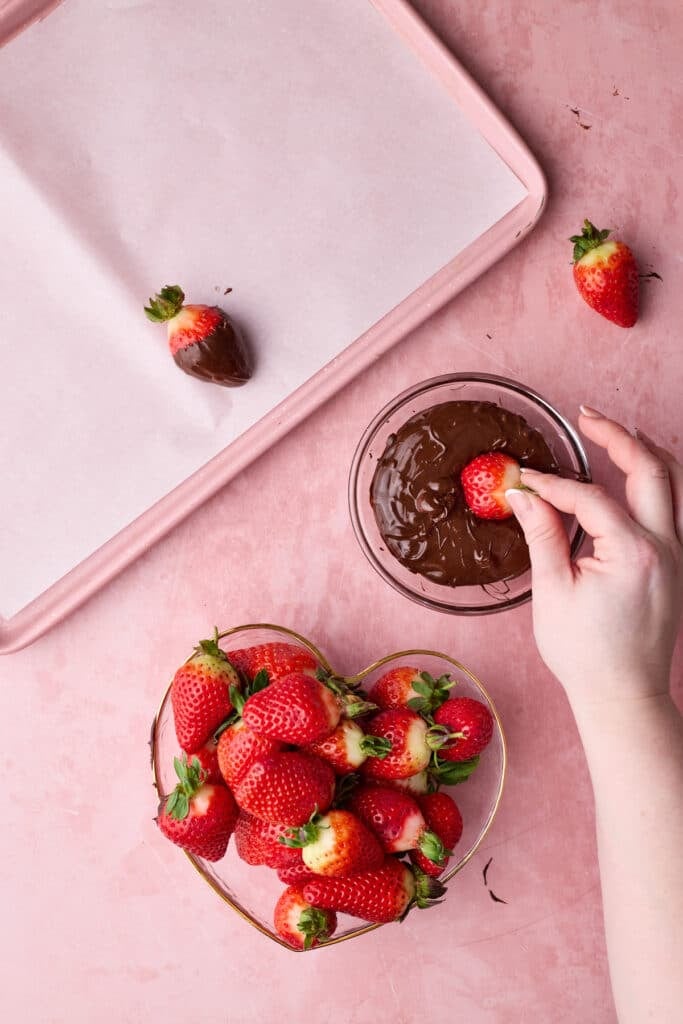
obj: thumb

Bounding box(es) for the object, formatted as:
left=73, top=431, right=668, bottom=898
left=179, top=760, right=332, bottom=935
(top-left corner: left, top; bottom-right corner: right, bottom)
left=506, top=489, right=572, bottom=583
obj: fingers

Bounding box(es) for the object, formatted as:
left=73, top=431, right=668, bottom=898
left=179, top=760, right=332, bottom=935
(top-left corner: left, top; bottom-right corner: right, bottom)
left=578, top=408, right=676, bottom=540
left=635, top=429, right=683, bottom=542
left=505, top=489, right=572, bottom=583
left=518, top=470, right=634, bottom=545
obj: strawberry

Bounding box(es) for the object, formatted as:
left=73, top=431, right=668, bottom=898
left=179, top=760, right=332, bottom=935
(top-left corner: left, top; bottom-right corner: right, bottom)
left=303, top=859, right=445, bottom=924
left=157, top=755, right=238, bottom=861
left=411, top=792, right=463, bottom=877
left=277, top=861, right=320, bottom=886
left=182, top=737, right=222, bottom=785
left=348, top=785, right=449, bottom=865
left=170, top=634, right=240, bottom=753
left=362, top=708, right=431, bottom=780
left=570, top=219, right=639, bottom=328
left=367, top=667, right=454, bottom=714
left=274, top=885, right=337, bottom=951
left=234, top=751, right=335, bottom=825
left=282, top=810, right=384, bottom=877
left=306, top=720, right=391, bottom=774
left=226, top=642, right=318, bottom=683
left=431, top=697, right=494, bottom=762
left=216, top=719, right=282, bottom=790
left=386, top=771, right=430, bottom=796
left=460, top=453, right=522, bottom=521
left=144, top=285, right=252, bottom=386
left=242, top=672, right=341, bottom=745
left=233, top=811, right=302, bottom=868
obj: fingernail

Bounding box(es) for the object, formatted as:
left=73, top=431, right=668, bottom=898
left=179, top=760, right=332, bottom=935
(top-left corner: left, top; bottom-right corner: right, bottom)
left=519, top=467, right=542, bottom=478
left=579, top=404, right=603, bottom=418
left=506, top=488, right=531, bottom=514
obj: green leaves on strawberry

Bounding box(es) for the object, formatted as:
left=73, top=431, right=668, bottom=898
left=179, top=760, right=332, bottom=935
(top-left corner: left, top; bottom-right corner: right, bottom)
left=302, top=858, right=445, bottom=924
left=281, top=809, right=384, bottom=876
left=570, top=219, right=639, bottom=328
left=368, top=666, right=454, bottom=713
left=170, top=632, right=240, bottom=752
left=157, top=755, right=238, bottom=861
left=273, top=885, right=337, bottom=950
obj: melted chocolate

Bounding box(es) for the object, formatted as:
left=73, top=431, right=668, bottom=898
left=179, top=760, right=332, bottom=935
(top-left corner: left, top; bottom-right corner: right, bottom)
left=173, top=313, right=252, bottom=387
left=370, top=400, right=556, bottom=587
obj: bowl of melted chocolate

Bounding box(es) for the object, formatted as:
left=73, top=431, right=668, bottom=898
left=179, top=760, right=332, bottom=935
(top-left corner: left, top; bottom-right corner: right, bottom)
left=349, top=373, right=590, bottom=614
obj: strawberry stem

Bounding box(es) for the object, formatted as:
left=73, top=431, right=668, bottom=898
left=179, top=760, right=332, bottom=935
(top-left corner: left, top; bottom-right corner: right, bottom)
left=298, top=907, right=332, bottom=950
left=165, top=755, right=205, bottom=820
left=569, top=219, right=612, bottom=263
left=144, top=284, right=185, bottom=322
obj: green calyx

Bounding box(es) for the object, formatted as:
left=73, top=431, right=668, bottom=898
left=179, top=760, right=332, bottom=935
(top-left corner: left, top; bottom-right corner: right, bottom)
left=144, top=284, right=185, bottom=322
left=193, top=627, right=228, bottom=663
left=569, top=219, right=611, bottom=263
left=418, top=830, right=451, bottom=866
left=406, top=672, right=455, bottom=715
left=279, top=811, right=325, bottom=849
left=217, top=668, right=269, bottom=732
left=430, top=753, right=480, bottom=786
left=412, top=865, right=447, bottom=909
left=297, top=907, right=331, bottom=950
left=359, top=734, right=392, bottom=758
left=315, top=667, right=377, bottom=718
left=165, top=755, right=206, bottom=821
left=344, top=695, right=378, bottom=719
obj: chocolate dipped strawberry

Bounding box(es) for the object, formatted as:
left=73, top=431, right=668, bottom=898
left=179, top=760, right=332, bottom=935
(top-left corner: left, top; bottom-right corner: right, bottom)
left=144, top=285, right=252, bottom=386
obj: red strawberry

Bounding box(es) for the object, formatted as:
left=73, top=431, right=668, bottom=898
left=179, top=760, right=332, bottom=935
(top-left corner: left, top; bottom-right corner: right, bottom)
left=386, top=771, right=429, bottom=796
left=233, top=811, right=302, bottom=868
left=303, top=859, right=444, bottom=924
left=157, top=755, right=238, bottom=861
left=170, top=635, right=240, bottom=753
left=216, top=719, right=282, bottom=790
left=277, top=861, right=320, bottom=886
left=282, top=810, right=384, bottom=877
left=274, top=885, right=337, bottom=951
left=367, top=667, right=454, bottom=714
left=242, top=672, right=340, bottom=745
left=411, top=792, right=463, bottom=877
left=348, top=785, right=448, bottom=866
left=431, top=697, right=494, bottom=762
left=306, top=720, right=391, bottom=774
left=144, top=285, right=252, bottom=386
left=234, top=751, right=335, bottom=825
left=362, top=709, right=431, bottom=780
left=182, top=737, right=222, bottom=785
left=226, top=642, right=318, bottom=683
left=570, top=219, right=639, bottom=328
left=460, top=453, right=522, bottom=521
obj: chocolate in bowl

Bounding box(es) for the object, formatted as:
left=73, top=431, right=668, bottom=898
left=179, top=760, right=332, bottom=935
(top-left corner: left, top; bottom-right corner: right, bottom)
left=370, top=400, right=556, bottom=587
left=349, top=373, right=590, bottom=615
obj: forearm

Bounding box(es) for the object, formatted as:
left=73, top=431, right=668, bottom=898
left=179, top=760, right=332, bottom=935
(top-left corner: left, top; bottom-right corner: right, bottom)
left=569, top=688, right=683, bottom=1024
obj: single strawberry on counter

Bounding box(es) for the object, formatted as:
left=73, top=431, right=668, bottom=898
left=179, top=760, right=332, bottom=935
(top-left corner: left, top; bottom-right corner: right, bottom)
left=274, top=885, right=337, bottom=951
left=242, top=672, right=341, bottom=745
left=362, top=708, right=431, bottom=781
left=430, top=697, right=494, bottom=762
left=157, top=755, right=238, bottom=861
left=368, top=666, right=455, bottom=714
left=281, top=809, right=384, bottom=877
left=171, top=634, right=240, bottom=753
left=144, top=285, right=252, bottom=386
left=460, top=453, right=523, bottom=521
left=570, top=219, right=639, bottom=328
left=410, top=792, right=463, bottom=877
left=303, top=859, right=445, bottom=924
left=306, top=719, right=391, bottom=774
left=226, top=642, right=319, bottom=683
left=349, top=785, right=449, bottom=866
left=234, top=751, right=336, bottom=825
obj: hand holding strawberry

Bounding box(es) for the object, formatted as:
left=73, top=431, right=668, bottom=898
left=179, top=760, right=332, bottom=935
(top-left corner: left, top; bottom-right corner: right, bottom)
left=460, top=453, right=523, bottom=521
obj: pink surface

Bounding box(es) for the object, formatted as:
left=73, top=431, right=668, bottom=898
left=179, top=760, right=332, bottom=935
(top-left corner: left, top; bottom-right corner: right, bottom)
left=1, top=1, right=682, bottom=1022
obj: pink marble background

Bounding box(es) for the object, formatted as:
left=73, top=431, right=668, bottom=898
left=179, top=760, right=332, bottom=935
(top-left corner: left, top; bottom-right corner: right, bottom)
left=2, top=1, right=682, bottom=1021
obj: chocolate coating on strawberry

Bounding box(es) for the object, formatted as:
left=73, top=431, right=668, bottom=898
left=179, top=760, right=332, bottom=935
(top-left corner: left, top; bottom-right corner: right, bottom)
left=145, top=285, right=252, bottom=387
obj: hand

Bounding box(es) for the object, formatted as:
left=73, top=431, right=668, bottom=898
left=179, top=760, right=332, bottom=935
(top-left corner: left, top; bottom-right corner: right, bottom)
left=506, top=407, right=683, bottom=709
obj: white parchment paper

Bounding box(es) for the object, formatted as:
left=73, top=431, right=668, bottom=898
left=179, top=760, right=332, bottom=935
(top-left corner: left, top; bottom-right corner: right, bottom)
left=0, top=0, right=526, bottom=617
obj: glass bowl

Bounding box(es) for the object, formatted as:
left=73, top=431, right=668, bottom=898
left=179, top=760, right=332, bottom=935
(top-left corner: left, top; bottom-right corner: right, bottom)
left=349, top=372, right=590, bottom=614
left=151, top=623, right=506, bottom=950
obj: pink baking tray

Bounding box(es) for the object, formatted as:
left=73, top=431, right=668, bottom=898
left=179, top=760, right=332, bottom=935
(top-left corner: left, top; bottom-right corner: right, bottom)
left=0, top=0, right=546, bottom=653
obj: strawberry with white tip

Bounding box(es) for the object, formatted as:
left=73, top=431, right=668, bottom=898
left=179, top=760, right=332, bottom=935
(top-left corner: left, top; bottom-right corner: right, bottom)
left=570, top=219, right=639, bottom=328
left=303, top=859, right=444, bottom=924
left=282, top=809, right=384, bottom=877
left=274, top=885, right=337, bottom=951
left=170, top=633, right=240, bottom=753
left=242, top=672, right=341, bottom=745
left=145, top=285, right=252, bottom=386
left=460, top=452, right=525, bottom=521
left=306, top=719, right=391, bottom=774
left=362, top=708, right=431, bottom=781
left=349, top=784, right=450, bottom=866
left=157, top=755, right=238, bottom=861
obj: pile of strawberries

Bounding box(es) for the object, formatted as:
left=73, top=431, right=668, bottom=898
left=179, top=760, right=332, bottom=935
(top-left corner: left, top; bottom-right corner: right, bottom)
left=156, top=634, right=494, bottom=950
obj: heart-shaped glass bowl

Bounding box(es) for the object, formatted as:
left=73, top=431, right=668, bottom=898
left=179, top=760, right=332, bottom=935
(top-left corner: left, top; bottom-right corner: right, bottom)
left=151, top=624, right=506, bottom=950
left=349, top=372, right=590, bottom=614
